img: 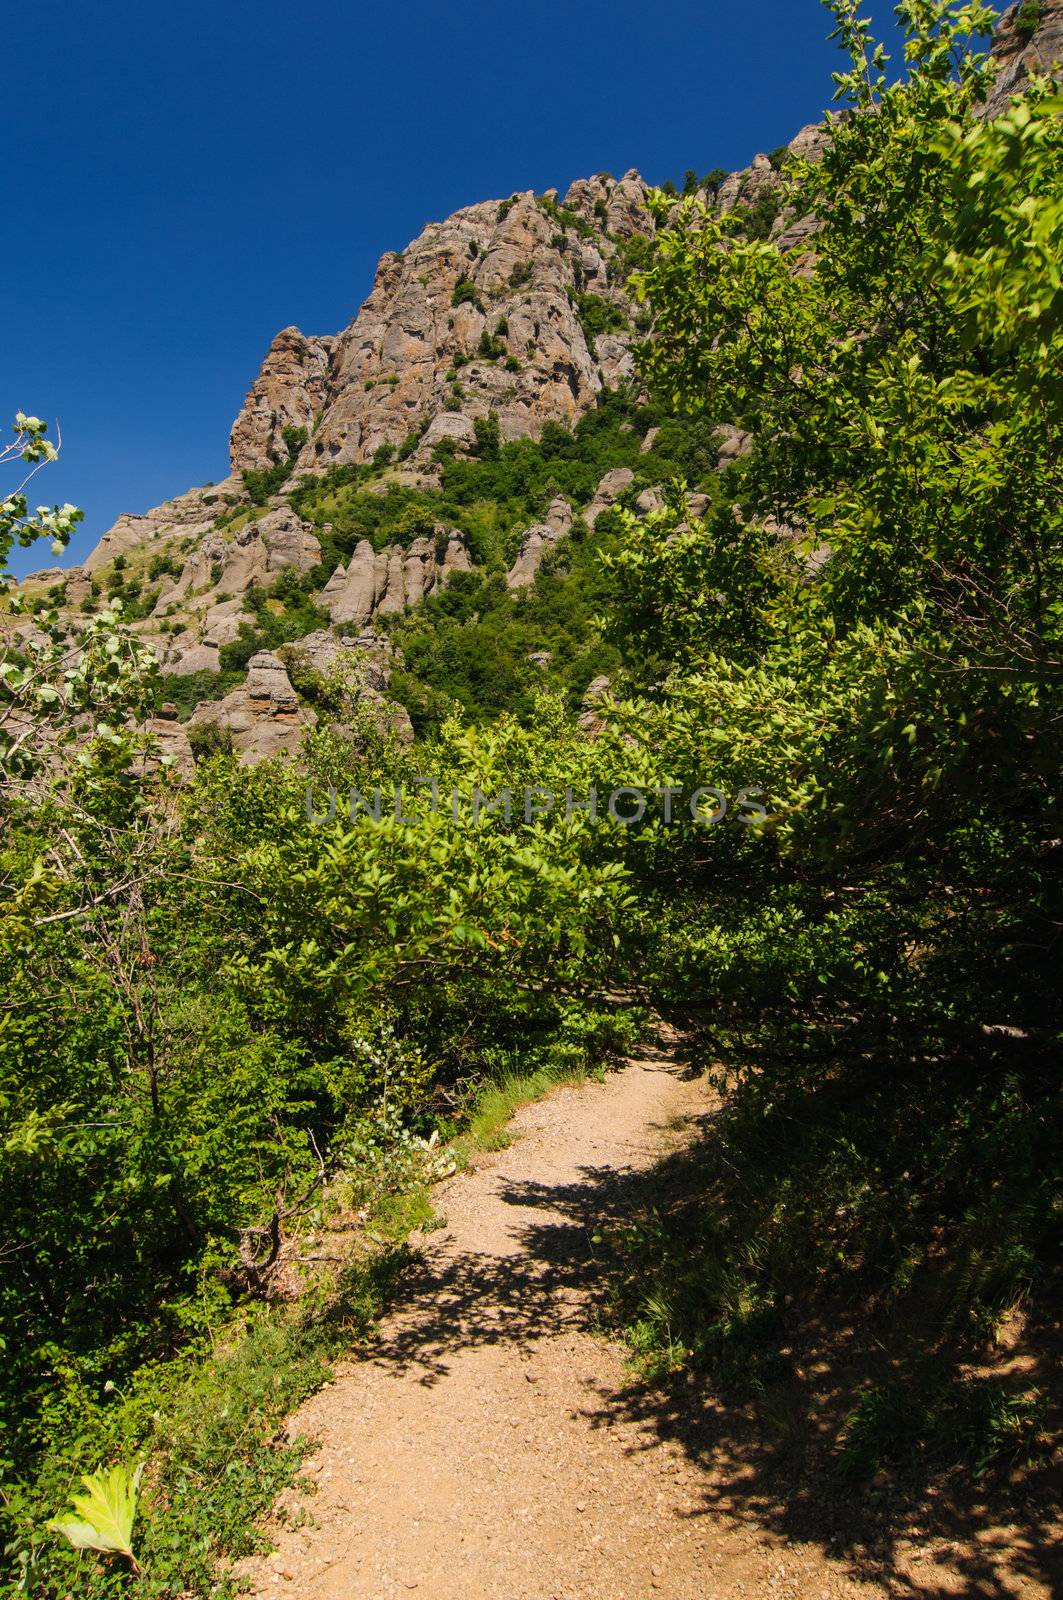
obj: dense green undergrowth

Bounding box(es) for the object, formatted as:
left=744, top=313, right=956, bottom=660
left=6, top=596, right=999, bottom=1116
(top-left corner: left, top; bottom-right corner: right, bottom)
left=588, top=0, right=1063, bottom=1511
left=602, top=1028, right=1058, bottom=1482
left=160, top=391, right=723, bottom=729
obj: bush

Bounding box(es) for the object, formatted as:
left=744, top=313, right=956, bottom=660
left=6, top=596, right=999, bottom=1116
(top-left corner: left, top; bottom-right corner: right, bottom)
left=158, top=667, right=243, bottom=718
left=731, top=185, right=784, bottom=240
left=187, top=719, right=234, bottom=760
left=451, top=276, right=482, bottom=310
left=574, top=292, right=628, bottom=352
left=242, top=425, right=308, bottom=505
left=604, top=0, right=1063, bottom=1493
left=536, top=194, right=595, bottom=239
left=473, top=412, right=500, bottom=458
left=1015, top=0, right=1042, bottom=41
left=147, top=551, right=181, bottom=581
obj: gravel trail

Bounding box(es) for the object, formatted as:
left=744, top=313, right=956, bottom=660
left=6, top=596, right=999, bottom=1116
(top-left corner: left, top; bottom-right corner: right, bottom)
left=240, top=1057, right=1054, bottom=1600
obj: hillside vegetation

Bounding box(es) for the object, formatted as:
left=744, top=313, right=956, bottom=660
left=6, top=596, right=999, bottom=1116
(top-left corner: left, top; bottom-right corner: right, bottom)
left=0, top=2, right=1060, bottom=1593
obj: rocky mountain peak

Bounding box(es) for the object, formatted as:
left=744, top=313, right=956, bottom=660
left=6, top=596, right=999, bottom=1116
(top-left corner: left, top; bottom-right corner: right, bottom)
left=228, top=173, right=652, bottom=478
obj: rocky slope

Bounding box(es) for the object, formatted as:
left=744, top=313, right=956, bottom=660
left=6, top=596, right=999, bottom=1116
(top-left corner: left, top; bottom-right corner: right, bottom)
left=231, top=172, right=651, bottom=474
left=12, top=5, right=1058, bottom=763
left=984, top=0, right=1063, bottom=114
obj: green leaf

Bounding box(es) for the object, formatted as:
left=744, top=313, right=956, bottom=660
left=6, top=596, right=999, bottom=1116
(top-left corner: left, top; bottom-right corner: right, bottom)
left=47, top=1462, right=142, bottom=1563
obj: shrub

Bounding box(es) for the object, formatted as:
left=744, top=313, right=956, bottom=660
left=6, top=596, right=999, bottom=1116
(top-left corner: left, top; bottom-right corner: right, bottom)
left=187, top=720, right=234, bottom=761
left=1015, top=0, right=1042, bottom=40
left=536, top=194, right=595, bottom=238
left=574, top=292, right=629, bottom=352
left=242, top=426, right=307, bottom=505
left=473, top=412, right=501, bottom=458
left=157, top=667, right=243, bottom=718
left=731, top=186, right=784, bottom=241
left=147, top=552, right=181, bottom=581
left=451, top=276, right=482, bottom=310
left=477, top=328, right=507, bottom=360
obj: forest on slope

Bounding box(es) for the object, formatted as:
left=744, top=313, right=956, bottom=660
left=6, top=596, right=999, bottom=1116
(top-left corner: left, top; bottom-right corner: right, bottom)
left=1, top=2, right=1061, bottom=1593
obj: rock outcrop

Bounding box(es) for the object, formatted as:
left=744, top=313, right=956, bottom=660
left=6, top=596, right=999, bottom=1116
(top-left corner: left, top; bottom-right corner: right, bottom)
left=984, top=0, right=1063, bottom=115
left=229, top=177, right=649, bottom=475
left=280, top=630, right=415, bottom=746
left=187, top=650, right=315, bottom=764
left=153, top=508, right=321, bottom=616
left=82, top=478, right=244, bottom=574
left=506, top=497, right=573, bottom=588
left=586, top=468, right=634, bottom=529
left=577, top=674, right=612, bottom=738
left=318, top=531, right=473, bottom=626
left=228, top=327, right=335, bottom=474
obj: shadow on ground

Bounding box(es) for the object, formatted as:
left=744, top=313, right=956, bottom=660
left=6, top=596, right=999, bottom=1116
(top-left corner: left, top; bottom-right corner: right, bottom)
left=363, top=1055, right=1061, bottom=1599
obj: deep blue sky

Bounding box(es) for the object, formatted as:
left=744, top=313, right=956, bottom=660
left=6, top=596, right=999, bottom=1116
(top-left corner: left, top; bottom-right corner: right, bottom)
left=3, top=0, right=905, bottom=575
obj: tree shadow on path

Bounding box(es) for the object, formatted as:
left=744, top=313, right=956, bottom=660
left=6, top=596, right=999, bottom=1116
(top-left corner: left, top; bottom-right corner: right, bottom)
left=361, top=1062, right=1061, bottom=1599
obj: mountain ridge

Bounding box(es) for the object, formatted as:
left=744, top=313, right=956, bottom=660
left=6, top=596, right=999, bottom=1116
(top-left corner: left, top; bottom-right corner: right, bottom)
left=11, top=1, right=1060, bottom=764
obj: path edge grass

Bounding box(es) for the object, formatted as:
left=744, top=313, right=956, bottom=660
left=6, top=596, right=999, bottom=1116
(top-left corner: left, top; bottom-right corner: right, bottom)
left=11, top=1054, right=624, bottom=1598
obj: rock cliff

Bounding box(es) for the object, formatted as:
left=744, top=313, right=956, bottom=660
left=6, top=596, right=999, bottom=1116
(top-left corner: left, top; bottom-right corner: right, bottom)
left=984, top=0, right=1063, bottom=115
left=228, top=174, right=650, bottom=477
left=319, top=531, right=472, bottom=625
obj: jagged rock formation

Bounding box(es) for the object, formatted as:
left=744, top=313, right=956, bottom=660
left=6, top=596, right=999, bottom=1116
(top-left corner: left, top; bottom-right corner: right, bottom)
left=228, top=329, right=334, bottom=474
left=506, top=498, right=573, bottom=588
left=280, top=630, right=415, bottom=745
left=585, top=468, right=634, bottom=529
left=187, top=650, right=314, bottom=764
left=577, top=674, right=612, bottom=738
left=145, top=703, right=196, bottom=767
left=319, top=531, right=472, bottom=625
left=156, top=508, right=321, bottom=615
left=229, top=174, right=650, bottom=475
left=82, top=478, right=244, bottom=574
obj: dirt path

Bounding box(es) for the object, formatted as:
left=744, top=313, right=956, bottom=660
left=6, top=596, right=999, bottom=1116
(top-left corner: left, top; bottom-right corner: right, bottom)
left=240, top=1057, right=1052, bottom=1600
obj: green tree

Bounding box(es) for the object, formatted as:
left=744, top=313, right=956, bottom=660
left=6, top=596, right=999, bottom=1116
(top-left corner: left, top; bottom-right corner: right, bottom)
left=598, top=0, right=1063, bottom=1465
